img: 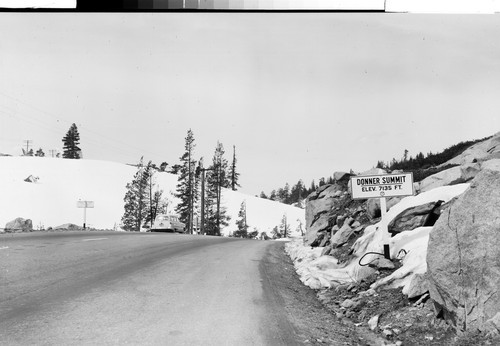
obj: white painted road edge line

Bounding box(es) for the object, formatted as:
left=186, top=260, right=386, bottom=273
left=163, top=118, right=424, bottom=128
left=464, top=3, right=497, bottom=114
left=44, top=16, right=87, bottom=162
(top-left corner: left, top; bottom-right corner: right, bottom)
left=82, top=238, right=108, bottom=242
left=0, top=246, right=9, bottom=250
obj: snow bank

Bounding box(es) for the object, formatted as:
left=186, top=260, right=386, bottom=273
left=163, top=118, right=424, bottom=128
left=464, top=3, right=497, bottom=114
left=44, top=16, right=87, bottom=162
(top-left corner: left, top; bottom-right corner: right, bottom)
left=286, top=183, right=470, bottom=291
left=223, top=189, right=305, bottom=237
left=0, top=156, right=305, bottom=234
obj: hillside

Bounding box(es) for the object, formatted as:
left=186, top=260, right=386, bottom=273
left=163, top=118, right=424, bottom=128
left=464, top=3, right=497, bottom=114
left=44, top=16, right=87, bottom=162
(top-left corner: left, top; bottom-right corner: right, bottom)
left=287, top=132, right=500, bottom=345
left=0, top=156, right=305, bottom=237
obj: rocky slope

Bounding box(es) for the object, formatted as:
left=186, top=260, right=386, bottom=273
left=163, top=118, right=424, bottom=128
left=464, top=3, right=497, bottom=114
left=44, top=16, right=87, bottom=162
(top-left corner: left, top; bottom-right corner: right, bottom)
left=287, top=132, right=500, bottom=344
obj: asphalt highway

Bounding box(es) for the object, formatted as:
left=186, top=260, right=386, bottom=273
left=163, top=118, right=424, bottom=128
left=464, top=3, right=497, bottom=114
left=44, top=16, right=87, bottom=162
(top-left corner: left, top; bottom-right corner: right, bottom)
left=0, top=232, right=299, bottom=345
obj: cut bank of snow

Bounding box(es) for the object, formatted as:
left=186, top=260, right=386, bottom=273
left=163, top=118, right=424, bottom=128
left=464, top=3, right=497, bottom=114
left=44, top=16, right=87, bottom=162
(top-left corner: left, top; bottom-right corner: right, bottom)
left=0, top=156, right=304, bottom=236
left=286, top=183, right=470, bottom=291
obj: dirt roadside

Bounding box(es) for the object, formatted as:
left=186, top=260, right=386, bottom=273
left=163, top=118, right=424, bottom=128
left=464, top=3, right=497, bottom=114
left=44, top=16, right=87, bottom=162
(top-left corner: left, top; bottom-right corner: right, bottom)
left=260, top=242, right=387, bottom=345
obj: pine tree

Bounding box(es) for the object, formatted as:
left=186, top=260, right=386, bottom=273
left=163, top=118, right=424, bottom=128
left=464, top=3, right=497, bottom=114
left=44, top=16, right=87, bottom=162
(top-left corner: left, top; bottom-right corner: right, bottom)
left=205, top=141, right=231, bottom=236
left=143, top=161, right=163, bottom=228
left=290, top=180, right=305, bottom=204
left=279, top=214, right=289, bottom=238
left=35, top=148, right=45, bottom=157
left=62, top=123, right=81, bottom=159
left=269, top=190, right=277, bottom=201
left=234, top=200, right=248, bottom=238
left=121, top=157, right=150, bottom=232
left=175, top=129, right=198, bottom=234
left=229, top=145, right=241, bottom=191
left=280, top=183, right=290, bottom=203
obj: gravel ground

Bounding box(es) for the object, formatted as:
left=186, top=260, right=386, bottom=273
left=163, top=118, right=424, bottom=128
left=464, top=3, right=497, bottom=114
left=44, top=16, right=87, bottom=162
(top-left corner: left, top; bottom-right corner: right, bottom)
left=261, top=242, right=387, bottom=345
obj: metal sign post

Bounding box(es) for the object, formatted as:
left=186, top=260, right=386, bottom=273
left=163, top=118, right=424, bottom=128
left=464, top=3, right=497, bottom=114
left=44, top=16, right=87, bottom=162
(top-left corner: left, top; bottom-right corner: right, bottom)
left=77, top=200, right=94, bottom=229
left=350, top=172, right=414, bottom=259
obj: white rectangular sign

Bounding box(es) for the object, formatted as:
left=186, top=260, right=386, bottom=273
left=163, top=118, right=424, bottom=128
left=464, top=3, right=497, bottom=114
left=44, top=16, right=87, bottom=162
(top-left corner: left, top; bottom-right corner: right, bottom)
left=350, top=173, right=414, bottom=199
left=77, top=201, right=94, bottom=208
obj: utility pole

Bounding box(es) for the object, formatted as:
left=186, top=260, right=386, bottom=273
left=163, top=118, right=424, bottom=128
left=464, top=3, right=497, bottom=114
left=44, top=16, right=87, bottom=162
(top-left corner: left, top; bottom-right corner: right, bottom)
left=49, top=150, right=56, bottom=158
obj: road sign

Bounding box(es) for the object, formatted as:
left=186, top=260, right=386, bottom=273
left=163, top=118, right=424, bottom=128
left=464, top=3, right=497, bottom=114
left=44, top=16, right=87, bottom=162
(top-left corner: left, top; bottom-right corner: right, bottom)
left=77, top=201, right=94, bottom=208
left=77, top=201, right=94, bottom=230
left=350, top=172, right=414, bottom=199
left=350, top=172, right=414, bottom=260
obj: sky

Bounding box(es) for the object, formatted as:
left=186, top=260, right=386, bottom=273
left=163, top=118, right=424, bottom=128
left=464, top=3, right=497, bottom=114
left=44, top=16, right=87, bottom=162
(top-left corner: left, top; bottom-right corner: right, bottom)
left=1, top=13, right=500, bottom=195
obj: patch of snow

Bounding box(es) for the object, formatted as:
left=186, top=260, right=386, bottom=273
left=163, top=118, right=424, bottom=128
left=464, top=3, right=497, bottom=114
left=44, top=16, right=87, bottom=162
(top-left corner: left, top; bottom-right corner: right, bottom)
left=286, top=183, right=470, bottom=290
left=0, top=156, right=305, bottom=235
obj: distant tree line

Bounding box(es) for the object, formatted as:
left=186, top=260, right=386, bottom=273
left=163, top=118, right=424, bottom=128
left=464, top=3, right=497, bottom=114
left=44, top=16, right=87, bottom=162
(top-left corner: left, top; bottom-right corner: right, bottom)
left=258, top=175, right=337, bottom=206
left=260, top=135, right=492, bottom=206
left=374, top=136, right=492, bottom=182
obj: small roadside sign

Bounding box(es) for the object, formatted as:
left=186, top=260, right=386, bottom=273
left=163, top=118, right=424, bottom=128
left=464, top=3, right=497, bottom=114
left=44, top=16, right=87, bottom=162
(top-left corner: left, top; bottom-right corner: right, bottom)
left=350, top=172, right=414, bottom=199
left=77, top=201, right=94, bottom=208
left=77, top=200, right=94, bottom=229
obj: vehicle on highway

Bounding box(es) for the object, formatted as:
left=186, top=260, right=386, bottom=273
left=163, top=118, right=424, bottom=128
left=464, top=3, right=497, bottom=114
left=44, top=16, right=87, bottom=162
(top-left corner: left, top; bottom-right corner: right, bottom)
left=150, top=214, right=185, bottom=233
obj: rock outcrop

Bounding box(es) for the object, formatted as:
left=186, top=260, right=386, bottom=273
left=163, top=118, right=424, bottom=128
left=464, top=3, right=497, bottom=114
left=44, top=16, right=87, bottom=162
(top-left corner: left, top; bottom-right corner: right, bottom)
left=24, top=175, right=40, bottom=183
left=305, top=183, right=346, bottom=246
left=54, top=223, right=83, bottom=231
left=415, top=163, right=482, bottom=193
left=4, top=217, right=33, bottom=233
left=442, top=131, right=500, bottom=167
left=427, top=165, right=500, bottom=334
left=387, top=200, right=443, bottom=236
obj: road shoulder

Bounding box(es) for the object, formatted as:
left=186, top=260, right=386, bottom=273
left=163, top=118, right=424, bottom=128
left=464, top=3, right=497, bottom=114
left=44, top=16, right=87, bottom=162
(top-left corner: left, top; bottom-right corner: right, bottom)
left=260, top=241, right=386, bottom=345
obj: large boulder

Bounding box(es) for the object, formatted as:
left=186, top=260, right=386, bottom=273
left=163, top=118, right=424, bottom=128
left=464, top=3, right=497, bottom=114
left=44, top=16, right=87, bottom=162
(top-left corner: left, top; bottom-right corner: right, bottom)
left=4, top=218, right=33, bottom=233
left=427, top=167, right=500, bottom=334
left=305, top=184, right=344, bottom=246
left=417, top=166, right=463, bottom=193
left=333, top=171, right=351, bottom=182
left=329, top=223, right=354, bottom=248
left=416, top=163, right=483, bottom=194
left=442, top=131, right=500, bottom=166
left=387, top=200, right=444, bottom=236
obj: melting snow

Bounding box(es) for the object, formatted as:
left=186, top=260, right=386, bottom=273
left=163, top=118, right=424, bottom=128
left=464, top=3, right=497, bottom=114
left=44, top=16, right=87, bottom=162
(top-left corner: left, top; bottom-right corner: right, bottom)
left=286, top=183, right=470, bottom=291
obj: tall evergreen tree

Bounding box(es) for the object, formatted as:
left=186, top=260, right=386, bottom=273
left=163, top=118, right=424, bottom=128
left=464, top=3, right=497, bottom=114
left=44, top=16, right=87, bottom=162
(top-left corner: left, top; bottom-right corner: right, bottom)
left=234, top=200, right=248, bottom=238
left=62, top=123, right=81, bottom=159
left=229, top=145, right=240, bottom=191
left=143, top=161, right=163, bottom=228
left=205, top=141, right=230, bottom=236
left=279, top=214, right=289, bottom=238
left=269, top=190, right=277, bottom=201
left=121, top=157, right=150, bottom=232
left=290, top=180, right=305, bottom=204
left=175, top=129, right=198, bottom=234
